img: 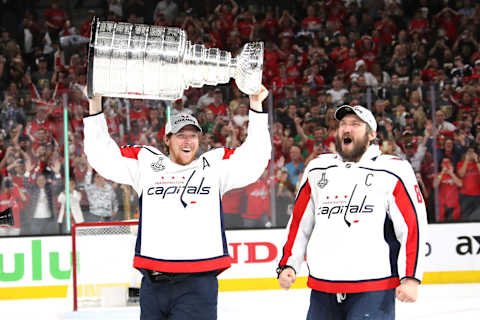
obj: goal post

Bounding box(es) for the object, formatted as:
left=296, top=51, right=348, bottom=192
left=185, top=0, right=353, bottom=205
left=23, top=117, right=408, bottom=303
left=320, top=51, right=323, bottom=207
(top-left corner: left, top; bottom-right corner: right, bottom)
left=71, top=220, right=140, bottom=311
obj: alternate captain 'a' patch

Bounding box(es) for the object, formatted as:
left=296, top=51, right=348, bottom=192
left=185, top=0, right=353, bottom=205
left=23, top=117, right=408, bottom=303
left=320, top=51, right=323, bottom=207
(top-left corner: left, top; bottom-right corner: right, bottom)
left=203, top=157, right=210, bottom=169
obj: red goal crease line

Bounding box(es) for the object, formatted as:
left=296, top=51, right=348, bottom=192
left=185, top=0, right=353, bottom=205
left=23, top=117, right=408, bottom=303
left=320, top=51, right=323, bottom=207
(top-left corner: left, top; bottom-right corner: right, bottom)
left=1, top=271, right=480, bottom=300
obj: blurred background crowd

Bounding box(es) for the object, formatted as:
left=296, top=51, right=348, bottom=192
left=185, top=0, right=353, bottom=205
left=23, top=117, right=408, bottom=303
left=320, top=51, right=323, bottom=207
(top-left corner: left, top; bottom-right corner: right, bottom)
left=1, top=0, right=480, bottom=236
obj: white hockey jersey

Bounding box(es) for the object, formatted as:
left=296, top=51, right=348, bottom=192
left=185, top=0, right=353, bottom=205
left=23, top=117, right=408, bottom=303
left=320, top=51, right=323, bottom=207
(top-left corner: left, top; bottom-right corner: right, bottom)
left=279, top=145, right=428, bottom=293
left=83, top=110, right=271, bottom=273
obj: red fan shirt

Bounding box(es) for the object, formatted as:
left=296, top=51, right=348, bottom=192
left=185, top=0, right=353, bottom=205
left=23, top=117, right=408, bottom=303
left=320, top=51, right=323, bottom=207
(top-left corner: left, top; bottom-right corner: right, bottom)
left=242, top=178, right=271, bottom=220
left=457, top=161, right=480, bottom=196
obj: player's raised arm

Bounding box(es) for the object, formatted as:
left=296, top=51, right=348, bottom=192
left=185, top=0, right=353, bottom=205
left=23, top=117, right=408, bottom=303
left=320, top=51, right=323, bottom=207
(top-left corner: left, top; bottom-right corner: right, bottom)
left=82, top=87, right=141, bottom=193
left=217, top=85, right=272, bottom=194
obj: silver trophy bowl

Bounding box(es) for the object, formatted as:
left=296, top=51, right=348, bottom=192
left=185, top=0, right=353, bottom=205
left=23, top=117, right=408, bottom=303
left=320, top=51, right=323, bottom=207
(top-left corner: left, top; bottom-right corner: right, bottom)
left=87, top=18, right=263, bottom=100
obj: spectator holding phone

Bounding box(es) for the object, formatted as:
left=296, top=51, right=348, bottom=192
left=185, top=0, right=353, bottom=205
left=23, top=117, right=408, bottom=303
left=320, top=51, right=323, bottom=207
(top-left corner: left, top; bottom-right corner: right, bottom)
left=456, top=146, right=480, bottom=220
left=434, top=157, right=462, bottom=221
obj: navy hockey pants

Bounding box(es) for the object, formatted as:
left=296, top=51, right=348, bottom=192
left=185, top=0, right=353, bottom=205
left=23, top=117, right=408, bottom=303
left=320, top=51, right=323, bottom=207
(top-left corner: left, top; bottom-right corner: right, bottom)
left=306, top=289, right=395, bottom=320
left=140, top=271, right=218, bottom=320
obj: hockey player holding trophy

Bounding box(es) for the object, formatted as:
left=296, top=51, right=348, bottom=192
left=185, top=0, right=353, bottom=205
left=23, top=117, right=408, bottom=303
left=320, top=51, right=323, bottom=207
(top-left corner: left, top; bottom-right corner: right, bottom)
left=83, top=18, right=270, bottom=319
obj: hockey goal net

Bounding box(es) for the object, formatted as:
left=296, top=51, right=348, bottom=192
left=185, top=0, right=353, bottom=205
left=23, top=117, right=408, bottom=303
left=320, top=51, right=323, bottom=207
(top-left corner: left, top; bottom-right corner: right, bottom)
left=71, top=221, right=141, bottom=311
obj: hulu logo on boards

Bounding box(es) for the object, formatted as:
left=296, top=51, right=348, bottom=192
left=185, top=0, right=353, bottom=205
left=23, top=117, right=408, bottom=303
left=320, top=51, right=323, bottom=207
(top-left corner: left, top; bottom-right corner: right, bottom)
left=0, top=240, right=77, bottom=282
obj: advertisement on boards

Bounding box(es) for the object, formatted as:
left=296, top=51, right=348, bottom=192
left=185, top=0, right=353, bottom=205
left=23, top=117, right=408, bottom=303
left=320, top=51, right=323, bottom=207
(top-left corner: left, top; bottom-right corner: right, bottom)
left=1, top=224, right=479, bottom=299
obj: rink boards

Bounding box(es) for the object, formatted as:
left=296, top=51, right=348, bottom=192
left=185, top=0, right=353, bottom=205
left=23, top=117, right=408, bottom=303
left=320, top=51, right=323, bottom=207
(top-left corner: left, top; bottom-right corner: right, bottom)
left=0, top=223, right=479, bottom=299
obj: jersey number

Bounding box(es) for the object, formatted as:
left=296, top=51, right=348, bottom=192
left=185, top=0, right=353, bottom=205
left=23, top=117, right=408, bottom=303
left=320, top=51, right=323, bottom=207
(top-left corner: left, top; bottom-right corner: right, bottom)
left=414, top=185, right=423, bottom=203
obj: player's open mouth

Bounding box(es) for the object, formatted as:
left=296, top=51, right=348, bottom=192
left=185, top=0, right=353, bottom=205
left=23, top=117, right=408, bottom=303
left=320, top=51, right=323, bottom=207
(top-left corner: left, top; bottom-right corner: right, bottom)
left=182, top=148, right=192, bottom=153
left=343, top=137, right=352, bottom=145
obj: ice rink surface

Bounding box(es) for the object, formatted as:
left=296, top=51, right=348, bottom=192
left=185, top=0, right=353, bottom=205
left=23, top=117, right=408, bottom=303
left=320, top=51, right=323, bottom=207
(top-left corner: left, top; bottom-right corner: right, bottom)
left=1, top=283, right=479, bottom=319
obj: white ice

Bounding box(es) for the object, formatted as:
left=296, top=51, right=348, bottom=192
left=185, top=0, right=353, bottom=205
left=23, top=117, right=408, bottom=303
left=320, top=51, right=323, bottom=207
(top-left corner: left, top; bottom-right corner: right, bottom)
left=1, top=283, right=479, bottom=319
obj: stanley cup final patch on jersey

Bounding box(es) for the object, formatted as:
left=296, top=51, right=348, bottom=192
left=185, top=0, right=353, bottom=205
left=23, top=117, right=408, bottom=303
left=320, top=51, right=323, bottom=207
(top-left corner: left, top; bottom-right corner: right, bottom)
left=317, top=172, right=328, bottom=188
left=151, top=157, right=166, bottom=172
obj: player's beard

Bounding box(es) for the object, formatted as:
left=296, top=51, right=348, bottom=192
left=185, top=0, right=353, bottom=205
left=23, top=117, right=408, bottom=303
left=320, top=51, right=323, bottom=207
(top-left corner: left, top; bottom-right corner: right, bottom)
left=334, top=131, right=370, bottom=162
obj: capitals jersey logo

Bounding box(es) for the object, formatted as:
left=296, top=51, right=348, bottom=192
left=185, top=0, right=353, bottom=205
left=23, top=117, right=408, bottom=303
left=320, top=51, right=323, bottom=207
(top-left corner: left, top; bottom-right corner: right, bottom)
left=317, top=184, right=374, bottom=227
left=146, top=170, right=211, bottom=208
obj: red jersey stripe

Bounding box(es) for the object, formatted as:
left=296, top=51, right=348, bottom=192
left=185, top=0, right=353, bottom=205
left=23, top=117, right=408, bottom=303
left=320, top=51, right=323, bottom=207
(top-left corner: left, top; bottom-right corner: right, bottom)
left=279, top=180, right=312, bottom=266
left=393, top=180, right=419, bottom=277
left=120, top=146, right=142, bottom=160
left=222, top=148, right=236, bottom=160
left=133, top=255, right=232, bottom=273
left=307, top=276, right=400, bottom=293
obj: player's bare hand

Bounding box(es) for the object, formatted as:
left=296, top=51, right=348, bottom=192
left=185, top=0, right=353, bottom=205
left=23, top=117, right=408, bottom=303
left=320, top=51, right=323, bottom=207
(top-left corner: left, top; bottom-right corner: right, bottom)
left=82, top=86, right=102, bottom=114
left=396, top=278, right=419, bottom=303
left=249, top=85, right=268, bottom=112
left=278, top=267, right=296, bottom=290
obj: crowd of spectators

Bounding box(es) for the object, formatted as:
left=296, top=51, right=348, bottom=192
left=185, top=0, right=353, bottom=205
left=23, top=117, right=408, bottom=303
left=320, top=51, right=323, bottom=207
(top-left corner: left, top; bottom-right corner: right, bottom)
left=1, top=0, right=480, bottom=236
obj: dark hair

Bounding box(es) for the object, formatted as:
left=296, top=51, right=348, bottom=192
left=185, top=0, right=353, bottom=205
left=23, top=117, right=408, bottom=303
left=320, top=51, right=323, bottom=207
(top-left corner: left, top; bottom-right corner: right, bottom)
left=4, top=178, right=13, bottom=189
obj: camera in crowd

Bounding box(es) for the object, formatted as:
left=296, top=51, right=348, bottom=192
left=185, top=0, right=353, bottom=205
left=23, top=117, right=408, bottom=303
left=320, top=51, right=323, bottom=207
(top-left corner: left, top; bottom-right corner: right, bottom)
left=3, top=177, right=13, bottom=189
left=0, top=208, right=14, bottom=226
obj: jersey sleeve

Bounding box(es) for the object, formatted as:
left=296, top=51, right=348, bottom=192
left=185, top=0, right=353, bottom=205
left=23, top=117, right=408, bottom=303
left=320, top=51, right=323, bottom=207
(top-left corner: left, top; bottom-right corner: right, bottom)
left=278, top=164, right=316, bottom=273
left=216, top=110, right=271, bottom=195
left=387, top=160, right=428, bottom=283
left=83, top=113, right=142, bottom=195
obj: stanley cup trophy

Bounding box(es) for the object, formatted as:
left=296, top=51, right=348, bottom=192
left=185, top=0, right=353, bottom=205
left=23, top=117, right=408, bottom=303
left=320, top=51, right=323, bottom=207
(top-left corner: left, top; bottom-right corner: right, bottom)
left=87, top=18, right=264, bottom=100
